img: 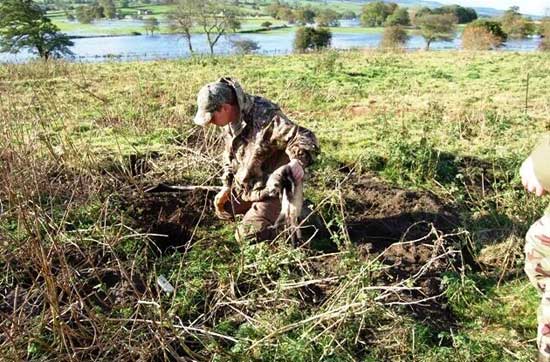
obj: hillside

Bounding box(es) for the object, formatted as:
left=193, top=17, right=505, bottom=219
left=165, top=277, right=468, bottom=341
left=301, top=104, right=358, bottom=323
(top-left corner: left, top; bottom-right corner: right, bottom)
left=1, top=50, right=549, bottom=361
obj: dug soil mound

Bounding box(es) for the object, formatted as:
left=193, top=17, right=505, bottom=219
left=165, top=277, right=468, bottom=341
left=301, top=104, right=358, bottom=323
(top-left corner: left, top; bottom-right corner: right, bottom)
left=124, top=189, right=217, bottom=255
left=344, top=175, right=459, bottom=247
left=343, top=175, right=463, bottom=329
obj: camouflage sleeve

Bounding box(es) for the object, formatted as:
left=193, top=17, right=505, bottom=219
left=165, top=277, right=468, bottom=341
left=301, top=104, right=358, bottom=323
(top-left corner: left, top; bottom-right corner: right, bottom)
left=220, top=139, right=234, bottom=188
left=531, top=135, right=550, bottom=190
left=269, top=113, right=320, bottom=168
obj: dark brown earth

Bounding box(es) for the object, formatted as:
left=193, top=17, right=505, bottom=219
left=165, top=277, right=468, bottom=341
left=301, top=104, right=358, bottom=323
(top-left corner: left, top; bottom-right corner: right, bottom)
left=341, top=174, right=464, bottom=330
left=125, top=189, right=217, bottom=255
left=344, top=175, right=459, bottom=247
left=126, top=174, right=465, bottom=330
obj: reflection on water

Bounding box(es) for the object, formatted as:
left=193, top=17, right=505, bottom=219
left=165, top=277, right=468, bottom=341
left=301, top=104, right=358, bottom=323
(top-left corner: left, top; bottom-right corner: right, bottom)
left=0, top=30, right=542, bottom=63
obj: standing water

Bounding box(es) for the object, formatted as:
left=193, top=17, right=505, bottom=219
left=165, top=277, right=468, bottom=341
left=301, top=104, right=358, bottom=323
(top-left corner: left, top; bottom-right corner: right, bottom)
left=0, top=27, right=542, bottom=63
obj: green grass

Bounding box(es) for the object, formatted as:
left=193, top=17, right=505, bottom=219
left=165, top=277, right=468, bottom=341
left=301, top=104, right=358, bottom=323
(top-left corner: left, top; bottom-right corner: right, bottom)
left=291, top=0, right=363, bottom=13
left=1, top=50, right=549, bottom=361
left=48, top=12, right=291, bottom=36
left=46, top=2, right=368, bottom=37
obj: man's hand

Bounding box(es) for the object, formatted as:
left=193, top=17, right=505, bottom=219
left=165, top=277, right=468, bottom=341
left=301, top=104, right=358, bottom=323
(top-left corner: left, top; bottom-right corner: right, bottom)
left=214, top=187, right=232, bottom=220
left=521, top=156, right=546, bottom=197
left=288, top=159, right=304, bottom=183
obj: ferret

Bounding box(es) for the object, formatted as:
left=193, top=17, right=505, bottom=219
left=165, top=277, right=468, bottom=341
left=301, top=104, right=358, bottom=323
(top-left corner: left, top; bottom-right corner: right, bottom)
left=266, top=164, right=304, bottom=246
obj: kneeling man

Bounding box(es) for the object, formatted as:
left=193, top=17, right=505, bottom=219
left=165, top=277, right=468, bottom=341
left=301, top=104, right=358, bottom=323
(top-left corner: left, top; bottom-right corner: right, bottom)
left=193, top=78, right=319, bottom=242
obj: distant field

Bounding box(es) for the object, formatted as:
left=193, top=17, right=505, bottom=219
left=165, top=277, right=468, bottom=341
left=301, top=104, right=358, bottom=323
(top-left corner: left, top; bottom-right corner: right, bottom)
left=46, top=2, right=370, bottom=36
left=1, top=50, right=548, bottom=361
left=293, top=0, right=363, bottom=12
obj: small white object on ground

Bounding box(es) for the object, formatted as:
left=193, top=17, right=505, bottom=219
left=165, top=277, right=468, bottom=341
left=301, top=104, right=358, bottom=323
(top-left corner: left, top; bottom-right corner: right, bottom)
left=157, top=274, right=175, bottom=294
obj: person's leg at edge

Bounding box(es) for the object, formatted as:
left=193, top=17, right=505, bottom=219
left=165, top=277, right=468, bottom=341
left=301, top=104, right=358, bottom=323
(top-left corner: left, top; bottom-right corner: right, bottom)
left=525, top=215, right=550, bottom=362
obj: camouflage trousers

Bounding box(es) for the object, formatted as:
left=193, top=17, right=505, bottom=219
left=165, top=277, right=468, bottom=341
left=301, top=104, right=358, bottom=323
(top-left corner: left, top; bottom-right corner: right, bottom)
left=525, top=215, right=550, bottom=358
left=223, top=195, right=282, bottom=243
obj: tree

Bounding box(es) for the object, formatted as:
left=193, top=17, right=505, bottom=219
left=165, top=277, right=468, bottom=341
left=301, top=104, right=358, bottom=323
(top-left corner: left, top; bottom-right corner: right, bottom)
left=230, top=38, right=260, bottom=54
left=278, top=8, right=295, bottom=24
left=341, top=10, right=356, bottom=20
left=385, top=7, right=410, bottom=26
left=168, top=0, right=195, bottom=53
left=411, top=7, right=432, bottom=26
left=463, top=19, right=507, bottom=49
left=361, top=1, right=395, bottom=27
left=433, top=5, right=477, bottom=24
left=100, top=0, right=116, bottom=19
left=539, top=17, right=550, bottom=36
left=295, top=8, right=316, bottom=25
left=169, top=0, right=240, bottom=55
left=294, top=27, right=331, bottom=52
left=416, top=14, right=456, bottom=50
left=462, top=22, right=504, bottom=50
left=501, top=6, right=535, bottom=38
left=75, top=6, right=93, bottom=24
left=379, top=25, right=408, bottom=50
left=267, top=0, right=282, bottom=18
left=316, top=9, right=340, bottom=27
left=144, top=17, right=159, bottom=35
left=261, top=21, right=272, bottom=28
left=75, top=4, right=104, bottom=23
left=540, top=18, right=550, bottom=51
left=0, top=0, right=73, bottom=60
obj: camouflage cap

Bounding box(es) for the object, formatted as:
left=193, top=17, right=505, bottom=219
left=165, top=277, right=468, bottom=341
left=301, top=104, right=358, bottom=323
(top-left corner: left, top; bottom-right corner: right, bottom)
left=194, top=81, right=236, bottom=126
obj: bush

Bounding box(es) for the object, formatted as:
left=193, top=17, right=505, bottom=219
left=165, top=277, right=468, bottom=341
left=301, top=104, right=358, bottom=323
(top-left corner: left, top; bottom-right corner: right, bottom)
left=75, top=4, right=105, bottom=23
left=315, top=9, right=340, bottom=27
left=416, top=13, right=457, bottom=50
left=294, top=27, right=332, bottom=52
left=384, top=137, right=458, bottom=185
left=261, top=21, right=272, bottom=28
left=312, top=50, right=341, bottom=74
left=433, top=5, right=477, bottom=24
left=360, top=1, right=394, bottom=27
left=342, top=10, right=356, bottom=20
left=385, top=7, right=410, bottom=26
left=540, top=18, right=550, bottom=51
left=469, top=19, right=507, bottom=41
left=231, top=39, right=260, bottom=54
left=541, top=38, right=550, bottom=51
left=539, top=17, right=550, bottom=36
left=379, top=25, right=409, bottom=50
left=462, top=26, right=502, bottom=50
left=501, top=6, right=535, bottom=39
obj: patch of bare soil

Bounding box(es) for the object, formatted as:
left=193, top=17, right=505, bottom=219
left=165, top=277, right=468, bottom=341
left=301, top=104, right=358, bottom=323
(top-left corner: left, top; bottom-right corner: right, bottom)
left=343, top=175, right=463, bottom=330
left=124, top=189, right=216, bottom=255
left=344, top=176, right=458, bottom=247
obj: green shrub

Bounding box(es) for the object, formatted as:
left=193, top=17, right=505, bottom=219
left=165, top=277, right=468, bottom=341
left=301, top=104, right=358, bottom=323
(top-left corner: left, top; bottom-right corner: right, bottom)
left=384, top=138, right=458, bottom=185
left=540, top=18, right=550, bottom=51
left=385, top=7, right=410, bottom=26
left=379, top=25, right=409, bottom=50
left=467, top=19, right=507, bottom=42
left=294, top=27, right=332, bottom=52
left=462, top=26, right=502, bottom=50
left=231, top=39, right=261, bottom=54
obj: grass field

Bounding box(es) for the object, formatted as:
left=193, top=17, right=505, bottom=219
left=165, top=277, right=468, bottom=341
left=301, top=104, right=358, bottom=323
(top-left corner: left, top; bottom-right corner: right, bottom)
left=1, top=50, right=549, bottom=361
left=46, top=2, right=366, bottom=37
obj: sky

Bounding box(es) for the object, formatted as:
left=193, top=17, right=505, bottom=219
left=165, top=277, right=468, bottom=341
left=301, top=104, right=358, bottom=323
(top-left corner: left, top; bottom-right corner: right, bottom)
left=437, top=0, right=550, bottom=16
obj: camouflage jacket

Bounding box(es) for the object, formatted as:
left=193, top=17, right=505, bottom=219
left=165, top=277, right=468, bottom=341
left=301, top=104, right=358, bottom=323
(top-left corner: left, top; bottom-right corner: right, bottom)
left=218, top=78, right=320, bottom=202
